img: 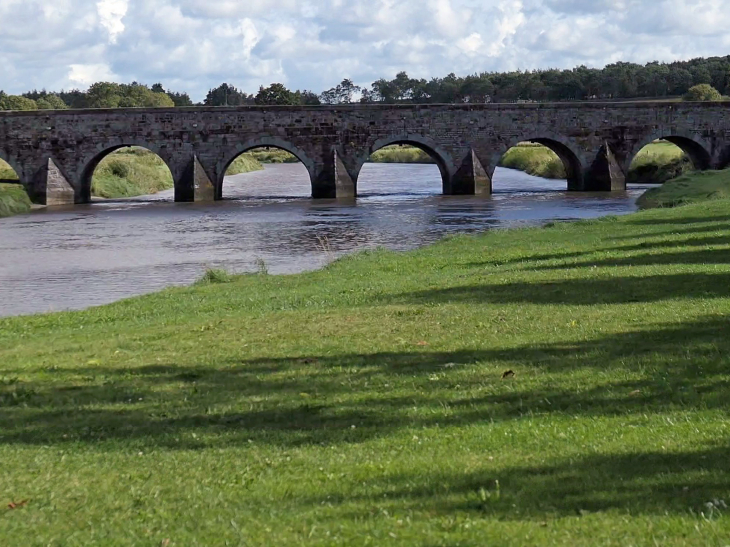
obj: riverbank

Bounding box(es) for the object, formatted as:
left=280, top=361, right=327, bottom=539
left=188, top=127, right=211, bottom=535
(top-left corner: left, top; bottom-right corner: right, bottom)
left=0, top=184, right=32, bottom=217
left=2, top=196, right=729, bottom=544
left=637, top=168, right=730, bottom=209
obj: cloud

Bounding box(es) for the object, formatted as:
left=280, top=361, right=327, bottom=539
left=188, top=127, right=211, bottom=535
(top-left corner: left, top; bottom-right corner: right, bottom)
left=96, top=0, right=128, bottom=43
left=0, top=0, right=728, bottom=101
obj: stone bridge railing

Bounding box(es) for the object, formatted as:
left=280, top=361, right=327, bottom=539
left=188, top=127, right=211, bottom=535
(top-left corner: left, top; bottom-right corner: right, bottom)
left=1, top=102, right=729, bottom=205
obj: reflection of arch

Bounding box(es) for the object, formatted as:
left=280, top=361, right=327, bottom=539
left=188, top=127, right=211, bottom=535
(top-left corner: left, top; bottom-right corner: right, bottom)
left=354, top=134, right=454, bottom=194
left=494, top=135, right=585, bottom=189
left=218, top=137, right=314, bottom=187
left=627, top=131, right=712, bottom=173
left=80, top=142, right=174, bottom=201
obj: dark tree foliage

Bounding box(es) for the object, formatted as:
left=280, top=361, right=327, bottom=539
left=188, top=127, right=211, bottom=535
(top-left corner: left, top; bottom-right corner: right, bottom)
left=255, top=83, right=298, bottom=105
left=204, top=83, right=254, bottom=106
left=7, top=55, right=730, bottom=109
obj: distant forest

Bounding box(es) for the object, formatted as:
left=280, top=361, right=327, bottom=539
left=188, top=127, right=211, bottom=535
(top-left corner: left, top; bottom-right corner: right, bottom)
left=2, top=55, right=730, bottom=110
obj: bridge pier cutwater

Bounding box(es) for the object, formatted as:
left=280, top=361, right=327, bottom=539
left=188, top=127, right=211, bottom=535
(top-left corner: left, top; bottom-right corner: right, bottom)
left=1, top=102, right=728, bottom=205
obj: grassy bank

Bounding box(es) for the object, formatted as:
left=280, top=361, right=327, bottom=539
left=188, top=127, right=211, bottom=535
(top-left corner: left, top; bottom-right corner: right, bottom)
left=3, top=199, right=730, bottom=544
left=500, top=143, right=567, bottom=178
left=371, top=145, right=435, bottom=163
left=226, top=153, right=264, bottom=175
left=627, top=141, right=692, bottom=183
left=0, top=183, right=32, bottom=217
left=92, top=148, right=175, bottom=198
left=637, top=168, right=730, bottom=209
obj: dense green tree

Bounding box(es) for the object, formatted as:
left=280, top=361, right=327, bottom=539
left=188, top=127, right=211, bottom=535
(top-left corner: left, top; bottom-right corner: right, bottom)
left=204, top=83, right=253, bottom=106
left=0, top=95, right=38, bottom=110
left=255, top=83, right=297, bottom=105
left=35, top=94, right=68, bottom=110
left=320, top=79, right=361, bottom=104
left=684, top=84, right=723, bottom=101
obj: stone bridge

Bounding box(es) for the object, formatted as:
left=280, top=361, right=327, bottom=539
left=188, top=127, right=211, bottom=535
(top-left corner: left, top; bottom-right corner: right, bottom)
left=1, top=102, right=729, bottom=205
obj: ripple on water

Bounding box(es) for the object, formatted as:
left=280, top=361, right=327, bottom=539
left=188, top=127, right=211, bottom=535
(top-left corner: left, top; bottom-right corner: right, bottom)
left=0, top=163, right=648, bottom=317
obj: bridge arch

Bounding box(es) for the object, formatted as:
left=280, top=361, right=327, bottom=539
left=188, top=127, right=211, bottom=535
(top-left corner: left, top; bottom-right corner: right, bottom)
left=493, top=135, right=586, bottom=190
left=626, top=131, right=712, bottom=174
left=218, top=137, right=315, bottom=196
left=80, top=143, right=175, bottom=202
left=353, top=135, right=454, bottom=195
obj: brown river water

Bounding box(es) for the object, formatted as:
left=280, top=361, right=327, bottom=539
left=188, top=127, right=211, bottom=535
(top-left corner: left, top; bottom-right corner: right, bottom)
left=0, top=163, right=652, bottom=317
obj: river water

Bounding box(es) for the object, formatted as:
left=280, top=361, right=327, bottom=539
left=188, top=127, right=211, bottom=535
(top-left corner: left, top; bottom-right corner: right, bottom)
left=0, top=164, right=651, bottom=317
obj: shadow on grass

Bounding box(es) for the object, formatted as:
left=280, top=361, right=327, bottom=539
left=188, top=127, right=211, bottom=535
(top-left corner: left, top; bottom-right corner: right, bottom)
left=323, top=442, right=730, bottom=519
left=1, top=316, right=729, bottom=451
left=529, top=248, right=730, bottom=272
left=395, top=272, right=730, bottom=306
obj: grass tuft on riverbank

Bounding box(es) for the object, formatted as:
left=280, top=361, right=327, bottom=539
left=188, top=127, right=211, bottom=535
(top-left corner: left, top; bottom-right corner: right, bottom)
left=0, top=183, right=32, bottom=217
left=637, top=168, right=730, bottom=209
left=2, top=197, right=730, bottom=544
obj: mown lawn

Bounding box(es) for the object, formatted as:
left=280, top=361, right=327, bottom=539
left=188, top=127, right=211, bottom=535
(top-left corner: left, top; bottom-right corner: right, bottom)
left=2, top=200, right=730, bottom=545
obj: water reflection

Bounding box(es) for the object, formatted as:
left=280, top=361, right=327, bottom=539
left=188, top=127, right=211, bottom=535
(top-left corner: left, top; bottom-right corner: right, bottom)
left=0, top=163, right=650, bottom=317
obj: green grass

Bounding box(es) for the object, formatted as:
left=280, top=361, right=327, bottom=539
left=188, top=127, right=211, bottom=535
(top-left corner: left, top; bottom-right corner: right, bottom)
left=637, top=169, right=730, bottom=209
left=247, top=149, right=300, bottom=164
left=500, top=143, right=566, bottom=178
left=370, top=145, right=435, bottom=164
left=3, top=199, right=730, bottom=544
left=628, top=141, right=692, bottom=184
left=92, top=148, right=175, bottom=198
left=0, top=158, right=19, bottom=181
left=0, top=183, right=32, bottom=217
left=225, top=154, right=264, bottom=176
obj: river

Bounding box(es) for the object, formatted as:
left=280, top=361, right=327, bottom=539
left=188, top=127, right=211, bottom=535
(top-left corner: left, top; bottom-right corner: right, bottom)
left=0, top=163, right=652, bottom=317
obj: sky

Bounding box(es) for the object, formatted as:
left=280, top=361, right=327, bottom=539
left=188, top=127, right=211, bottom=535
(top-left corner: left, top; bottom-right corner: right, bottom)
left=1, top=0, right=729, bottom=101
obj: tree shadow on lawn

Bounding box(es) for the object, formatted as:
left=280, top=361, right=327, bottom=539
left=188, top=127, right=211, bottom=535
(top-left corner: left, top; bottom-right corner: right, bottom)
left=395, top=272, right=730, bottom=306
left=465, top=234, right=730, bottom=270
left=529, top=247, right=730, bottom=272
left=324, top=442, right=730, bottom=519
left=1, top=317, right=728, bottom=451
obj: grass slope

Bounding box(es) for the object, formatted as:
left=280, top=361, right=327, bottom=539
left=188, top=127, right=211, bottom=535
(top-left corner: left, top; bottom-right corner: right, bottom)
left=0, top=158, right=19, bottom=181
left=92, top=148, right=175, bottom=198
left=628, top=141, right=692, bottom=183
left=226, top=154, right=264, bottom=176
left=2, top=200, right=730, bottom=544
left=638, top=169, right=730, bottom=209
left=0, top=183, right=32, bottom=217
left=500, top=144, right=567, bottom=178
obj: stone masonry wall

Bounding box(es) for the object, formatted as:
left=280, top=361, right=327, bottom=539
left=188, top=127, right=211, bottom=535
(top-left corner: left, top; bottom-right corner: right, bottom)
left=1, top=102, right=729, bottom=204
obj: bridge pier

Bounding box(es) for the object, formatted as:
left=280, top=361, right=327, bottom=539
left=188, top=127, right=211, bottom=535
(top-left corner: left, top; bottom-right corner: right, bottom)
left=312, top=150, right=355, bottom=199
left=447, top=150, right=491, bottom=195
left=25, top=158, right=76, bottom=206
left=576, top=144, right=627, bottom=192
left=175, top=155, right=216, bottom=202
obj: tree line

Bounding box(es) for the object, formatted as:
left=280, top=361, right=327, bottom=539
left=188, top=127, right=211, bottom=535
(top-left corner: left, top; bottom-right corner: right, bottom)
left=2, top=55, right=730, bottom=110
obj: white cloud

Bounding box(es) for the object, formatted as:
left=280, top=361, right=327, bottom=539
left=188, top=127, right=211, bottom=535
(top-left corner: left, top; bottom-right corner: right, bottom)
left=96, top=0, right=128, bottom=43
left=68, top=63, right=117, bottom=85
left=0, top=0, right=728, bottom=101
